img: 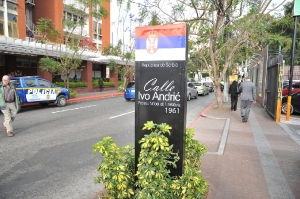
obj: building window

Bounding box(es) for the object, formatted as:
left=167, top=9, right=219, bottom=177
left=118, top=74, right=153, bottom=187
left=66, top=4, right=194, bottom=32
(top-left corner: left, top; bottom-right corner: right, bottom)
left=0, top=20, right=4, bottom=36
left=0, top=11, right=19, bottom=37
left=16, top=57, right=37, bottom=68
left=93, top=34, right=97, bottom=40
left=0, top=11, right=3, bottom=36
left=7, top=13, right=18, bottom=38
left=63, top=11, right=85, bottom=30
left=0, top=1, right=18, bottom=10
left=67, top=13, right=72, bottom=21
left=73, top=15, right=78, bottom=22
left=92, top=64, right=102, bottom=78
left=98, top=25, right=102, bottom=35
left=30, top=58, right=37, bottom=68
left=64, top=11, right=82, bottom=22
left=93, top=21, right=102, bottom=41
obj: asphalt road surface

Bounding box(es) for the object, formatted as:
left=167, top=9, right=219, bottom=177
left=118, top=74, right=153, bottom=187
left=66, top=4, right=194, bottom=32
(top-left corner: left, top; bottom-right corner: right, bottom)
left=0, top=93, right=215, bottom=199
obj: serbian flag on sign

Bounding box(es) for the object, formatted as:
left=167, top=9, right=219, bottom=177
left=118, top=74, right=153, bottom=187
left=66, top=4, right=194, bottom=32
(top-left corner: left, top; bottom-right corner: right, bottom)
left=135, top=23, right=187, bottom=61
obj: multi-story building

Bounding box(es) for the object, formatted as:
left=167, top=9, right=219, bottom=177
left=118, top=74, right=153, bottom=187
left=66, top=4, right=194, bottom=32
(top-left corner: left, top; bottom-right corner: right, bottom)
left=0, top=0, right=119, bottom=91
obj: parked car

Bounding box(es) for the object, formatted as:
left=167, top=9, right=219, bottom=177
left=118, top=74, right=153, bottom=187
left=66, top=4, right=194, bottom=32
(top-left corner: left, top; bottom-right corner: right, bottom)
left=187, top=82, right=198, bottom=101
left=193, top=82, right=209, bottom=96
left=283, top=80, right=300, bottom=87
left=203, top=82, right=214, bottom=92
left=124, top=81, right=135, bottom=101
left=10, top=76, right=70, bottom=111
left=282, top=83, right=300, bottom=97
left=281, top=92, right=300, bottom=114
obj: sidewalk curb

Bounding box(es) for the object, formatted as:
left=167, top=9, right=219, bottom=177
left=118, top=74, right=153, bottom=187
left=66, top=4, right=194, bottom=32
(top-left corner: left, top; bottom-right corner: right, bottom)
left=67, top=93, right=123, bottom=103
left=189, top=100, right=216, bottom=128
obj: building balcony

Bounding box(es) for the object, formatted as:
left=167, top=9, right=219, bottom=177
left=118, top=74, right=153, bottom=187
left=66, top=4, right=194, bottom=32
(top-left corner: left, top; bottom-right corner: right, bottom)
left=7, top=0, right=18, bottom=4
left=26, top=0, right=35, bottom=7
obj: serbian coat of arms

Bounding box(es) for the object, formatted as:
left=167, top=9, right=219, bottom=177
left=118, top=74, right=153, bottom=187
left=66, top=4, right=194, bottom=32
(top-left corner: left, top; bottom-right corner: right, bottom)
left=146, top=31, right=158, bottom=54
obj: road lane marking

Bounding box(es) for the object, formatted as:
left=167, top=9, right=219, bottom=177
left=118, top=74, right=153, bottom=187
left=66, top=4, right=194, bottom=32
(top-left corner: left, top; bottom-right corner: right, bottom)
left=109, top=111, right=135, bottom=119
left=52, top=105, right=97, bottom=113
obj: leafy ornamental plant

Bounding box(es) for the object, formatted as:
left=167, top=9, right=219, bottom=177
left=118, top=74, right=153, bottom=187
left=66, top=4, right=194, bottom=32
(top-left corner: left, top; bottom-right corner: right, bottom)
left=93, top=122, right=208, bottom=199
left=93, top=137, right=135, bottom=199
left=135, top=122, right=179, bottom=198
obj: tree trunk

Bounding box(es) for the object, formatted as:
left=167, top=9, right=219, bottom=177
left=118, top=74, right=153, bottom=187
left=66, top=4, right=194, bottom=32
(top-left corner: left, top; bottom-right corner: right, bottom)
left=63, top=77, right=67, bottom=89
left=66, top=75, right=70, bottom=90
left=215, top=84, right=223, bottom=109
left=122, top=77, right=127, bottom=91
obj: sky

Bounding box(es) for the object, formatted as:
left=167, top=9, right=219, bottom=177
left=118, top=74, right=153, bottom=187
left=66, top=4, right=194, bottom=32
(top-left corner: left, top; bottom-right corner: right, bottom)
left=109, top=0, right=292, bottom=51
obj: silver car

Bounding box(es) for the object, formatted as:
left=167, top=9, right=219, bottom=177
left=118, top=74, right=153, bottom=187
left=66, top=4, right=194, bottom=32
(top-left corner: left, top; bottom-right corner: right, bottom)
left=193, top=82, right=209, bottom=96
left=187, top=82, right=198, bottom=101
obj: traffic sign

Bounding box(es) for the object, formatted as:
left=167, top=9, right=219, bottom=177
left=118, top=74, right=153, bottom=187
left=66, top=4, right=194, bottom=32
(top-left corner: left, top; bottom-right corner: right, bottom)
left=293, top=0, right=300, bottom=16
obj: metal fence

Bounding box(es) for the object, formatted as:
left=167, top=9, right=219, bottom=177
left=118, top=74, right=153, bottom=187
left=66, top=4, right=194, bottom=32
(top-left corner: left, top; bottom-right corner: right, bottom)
left=265, top=55, right=283, bottom=118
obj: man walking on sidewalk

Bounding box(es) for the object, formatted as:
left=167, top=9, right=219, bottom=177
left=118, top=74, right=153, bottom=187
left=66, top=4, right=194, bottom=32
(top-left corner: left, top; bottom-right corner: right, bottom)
left=98, top=77, right=104, bottom=92
left=238, top=77, right=256, bottom=122
left=0, top=75, right=20, bottom=137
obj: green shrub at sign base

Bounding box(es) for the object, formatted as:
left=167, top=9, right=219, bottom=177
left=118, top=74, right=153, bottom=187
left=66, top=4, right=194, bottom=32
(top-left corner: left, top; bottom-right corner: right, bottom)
left=69, top=89, right=78, bottom=98
left=93, top=121, right=208, bottom=199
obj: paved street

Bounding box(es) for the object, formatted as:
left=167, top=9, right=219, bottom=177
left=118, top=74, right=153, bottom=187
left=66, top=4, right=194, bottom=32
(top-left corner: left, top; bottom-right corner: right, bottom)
left=0, top=93, right=215, bottom=199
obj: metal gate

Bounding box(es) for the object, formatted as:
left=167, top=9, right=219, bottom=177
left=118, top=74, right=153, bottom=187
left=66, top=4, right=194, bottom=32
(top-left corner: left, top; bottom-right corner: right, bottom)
left=265, top=55, right=283, bottom=118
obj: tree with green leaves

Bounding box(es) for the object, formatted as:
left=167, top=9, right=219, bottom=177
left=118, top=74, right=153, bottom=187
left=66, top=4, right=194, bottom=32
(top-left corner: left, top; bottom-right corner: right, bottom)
left=36, top=0, right=108, bottom=89
left=102, top=0, right=139, bottom=91
left=102, top=39, right=135, bottom=92
left=262, top=1, right=300, bottom=64
left=124, top=0, right=285, bottom=108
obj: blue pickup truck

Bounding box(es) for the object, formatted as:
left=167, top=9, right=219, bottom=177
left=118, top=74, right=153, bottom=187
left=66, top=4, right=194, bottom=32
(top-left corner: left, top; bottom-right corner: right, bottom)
left=10, top=76, right=70, bottom=111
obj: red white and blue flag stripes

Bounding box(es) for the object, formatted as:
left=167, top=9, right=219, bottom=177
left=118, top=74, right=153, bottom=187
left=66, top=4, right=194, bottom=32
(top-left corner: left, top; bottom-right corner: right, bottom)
left=135, top=24, right=187, bottom=61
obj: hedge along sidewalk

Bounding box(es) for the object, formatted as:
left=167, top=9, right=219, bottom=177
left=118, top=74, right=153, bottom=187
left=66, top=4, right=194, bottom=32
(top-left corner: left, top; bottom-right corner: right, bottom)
left=54, top=81, right=115, bottom=88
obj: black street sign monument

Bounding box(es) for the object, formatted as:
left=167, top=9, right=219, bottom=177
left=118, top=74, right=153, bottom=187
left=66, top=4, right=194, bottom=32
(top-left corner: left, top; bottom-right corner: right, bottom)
left=135, top=23, right=188, bottom=176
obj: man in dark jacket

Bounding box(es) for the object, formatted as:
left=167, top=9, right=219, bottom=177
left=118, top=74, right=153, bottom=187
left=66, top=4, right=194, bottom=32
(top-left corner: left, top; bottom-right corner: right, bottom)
left=238, top=77, right=256, bottom=122
left=98, top=77, right=104, bottom=92
left=228, top=80, right=238, bottom=111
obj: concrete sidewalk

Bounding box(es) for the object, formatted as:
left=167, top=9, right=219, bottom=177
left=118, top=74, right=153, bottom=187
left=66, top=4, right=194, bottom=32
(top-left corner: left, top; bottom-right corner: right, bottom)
left=192, top=101, right=300, bottom=199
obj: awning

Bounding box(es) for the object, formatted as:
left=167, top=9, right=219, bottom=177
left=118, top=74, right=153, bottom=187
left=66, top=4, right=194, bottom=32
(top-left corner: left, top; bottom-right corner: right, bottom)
left=89, top=55, right=134, bottom=66
left=0, top=36, right=102, bottom=60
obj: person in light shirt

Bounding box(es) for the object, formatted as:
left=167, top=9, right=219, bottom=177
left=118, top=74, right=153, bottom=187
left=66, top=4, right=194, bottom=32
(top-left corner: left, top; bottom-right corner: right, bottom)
left=0, top=75, right=20, bottom=137
left=238, top=77, right=256, bottom=123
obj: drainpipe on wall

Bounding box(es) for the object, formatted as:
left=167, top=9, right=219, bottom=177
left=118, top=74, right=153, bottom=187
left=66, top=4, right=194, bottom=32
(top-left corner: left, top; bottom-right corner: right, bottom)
left=4, top=0, right=9, bottom=37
